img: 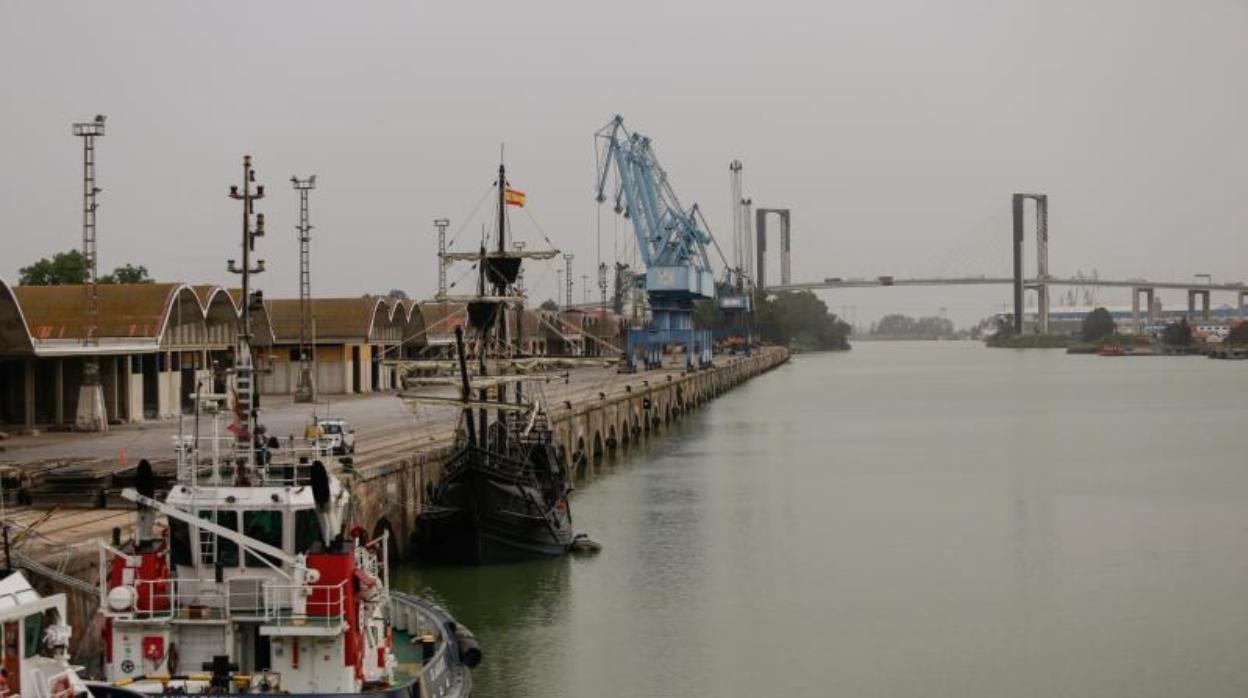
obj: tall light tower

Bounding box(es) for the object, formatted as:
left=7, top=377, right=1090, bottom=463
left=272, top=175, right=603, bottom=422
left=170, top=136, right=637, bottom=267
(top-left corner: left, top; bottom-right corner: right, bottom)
left=564, top=253, right=574, bottom=307
left=72, top=114, right=107, bottom=432
left=227, top=156, right=266, bottom=453
left=291, top=175, right=316, bottom=403
left=582, top=274, right=590, bottom=302
left=555, top=268, right=563, bottom=308
left=729, top=160, right=743, bottom=278
left=434, top=218, right=450, bottom=298
left=598, top=262, right=608, bottom=310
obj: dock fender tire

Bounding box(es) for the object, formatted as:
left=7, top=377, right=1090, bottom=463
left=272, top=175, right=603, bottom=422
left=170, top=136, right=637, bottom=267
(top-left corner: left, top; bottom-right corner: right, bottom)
left=167, top=642, right=178, bottom=675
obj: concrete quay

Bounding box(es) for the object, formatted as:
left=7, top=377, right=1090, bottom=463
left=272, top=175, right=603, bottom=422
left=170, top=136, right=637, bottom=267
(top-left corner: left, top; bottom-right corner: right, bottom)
left=4, top=347, right=789, bottom=607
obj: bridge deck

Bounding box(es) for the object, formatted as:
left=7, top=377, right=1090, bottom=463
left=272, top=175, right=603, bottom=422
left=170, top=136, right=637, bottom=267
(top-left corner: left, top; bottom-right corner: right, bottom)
left=770, top=277, right=1248, bottom=293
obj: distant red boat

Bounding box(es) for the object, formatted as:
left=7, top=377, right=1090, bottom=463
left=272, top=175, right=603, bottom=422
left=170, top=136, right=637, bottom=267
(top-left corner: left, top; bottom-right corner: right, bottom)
left=1098, top=343, right=1127, bottom=356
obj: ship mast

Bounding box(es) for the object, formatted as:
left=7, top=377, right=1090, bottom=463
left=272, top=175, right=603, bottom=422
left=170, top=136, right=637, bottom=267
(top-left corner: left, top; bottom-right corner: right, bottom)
left=496, top=161, right=509, bottom=406
left=227, top=155, right=266, bottom=470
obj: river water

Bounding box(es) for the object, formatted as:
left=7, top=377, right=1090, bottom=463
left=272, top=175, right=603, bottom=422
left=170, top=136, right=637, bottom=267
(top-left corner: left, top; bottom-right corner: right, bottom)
left=394, top=342, right=1248, bottom=697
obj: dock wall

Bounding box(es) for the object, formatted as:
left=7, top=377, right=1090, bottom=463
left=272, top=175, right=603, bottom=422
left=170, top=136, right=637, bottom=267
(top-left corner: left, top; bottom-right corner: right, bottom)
left=349, top=347, right=790, bottom=559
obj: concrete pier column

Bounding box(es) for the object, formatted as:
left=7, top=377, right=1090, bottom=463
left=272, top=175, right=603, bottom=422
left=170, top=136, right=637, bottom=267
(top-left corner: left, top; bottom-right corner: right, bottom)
left=105, top=356, right=119, bottom=419
left=24, top=359, right=35, bottom=430
left=1034, top=195, right=1049, bottom=335
left=1011, top=194, right=1025, bottom=334
left=1132, top=287, right=1156, bottom=332
left=54, top=359, right=66, bottom=425
left=1187, top=290, right=1211, bottom=321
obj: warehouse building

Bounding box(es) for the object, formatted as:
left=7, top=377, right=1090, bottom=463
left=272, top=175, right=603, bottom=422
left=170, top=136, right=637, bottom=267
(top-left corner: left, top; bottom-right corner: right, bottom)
left=259, top=296, right=426, bottom=395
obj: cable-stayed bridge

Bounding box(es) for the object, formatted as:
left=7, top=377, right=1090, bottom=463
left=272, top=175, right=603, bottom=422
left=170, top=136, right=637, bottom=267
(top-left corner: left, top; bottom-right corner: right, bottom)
left=756, top=193, right=1245, bottom=332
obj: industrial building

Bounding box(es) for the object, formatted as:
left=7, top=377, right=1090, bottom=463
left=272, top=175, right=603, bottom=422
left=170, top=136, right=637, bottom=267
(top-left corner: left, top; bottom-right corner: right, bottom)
left=260, top=296, right=426, bottom=395
left=0, top=278, right=631, bottom=431
left=0, top=280, right=435, bottom=431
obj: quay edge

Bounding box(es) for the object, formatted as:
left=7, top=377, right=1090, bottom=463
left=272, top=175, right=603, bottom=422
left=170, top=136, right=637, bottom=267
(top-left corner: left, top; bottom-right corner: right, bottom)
left=346, top=346, right=790, bottom=560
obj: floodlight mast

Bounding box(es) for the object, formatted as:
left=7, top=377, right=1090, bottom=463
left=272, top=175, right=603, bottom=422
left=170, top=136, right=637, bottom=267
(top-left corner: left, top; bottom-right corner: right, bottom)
left=292, top=175, right=317, bottom=403
left=72, top=114, right=108, bottom=432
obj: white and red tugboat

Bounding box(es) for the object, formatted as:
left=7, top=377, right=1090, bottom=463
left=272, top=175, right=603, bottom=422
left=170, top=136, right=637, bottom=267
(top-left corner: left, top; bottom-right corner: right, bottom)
left=0, top=569, right=143, bottom=698
left=94, top=156, right=475, bottom=698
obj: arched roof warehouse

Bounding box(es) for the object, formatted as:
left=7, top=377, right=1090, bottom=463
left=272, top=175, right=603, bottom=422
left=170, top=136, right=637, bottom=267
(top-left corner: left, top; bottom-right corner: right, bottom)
left=0, top=277, right=34, bottom=356
left=15, top=282, right=188, bottom=342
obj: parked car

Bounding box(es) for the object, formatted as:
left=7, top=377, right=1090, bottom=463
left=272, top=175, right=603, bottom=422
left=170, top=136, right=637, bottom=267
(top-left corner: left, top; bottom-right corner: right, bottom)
left=316, top=418, right=356, bottom=455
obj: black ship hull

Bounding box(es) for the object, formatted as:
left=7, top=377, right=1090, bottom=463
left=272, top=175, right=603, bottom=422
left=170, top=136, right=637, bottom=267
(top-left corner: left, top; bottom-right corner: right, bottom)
left=418, top=451, right=573, bottom=564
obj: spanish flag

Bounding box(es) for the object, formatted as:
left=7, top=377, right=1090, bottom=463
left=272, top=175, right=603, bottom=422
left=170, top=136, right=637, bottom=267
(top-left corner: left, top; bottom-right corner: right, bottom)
left=505, top=188, right=526, bottom=207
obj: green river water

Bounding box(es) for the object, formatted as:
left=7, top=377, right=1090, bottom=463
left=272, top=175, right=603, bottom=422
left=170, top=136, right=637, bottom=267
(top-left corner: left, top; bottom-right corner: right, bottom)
left=393, top=342, right=1248, bottom=697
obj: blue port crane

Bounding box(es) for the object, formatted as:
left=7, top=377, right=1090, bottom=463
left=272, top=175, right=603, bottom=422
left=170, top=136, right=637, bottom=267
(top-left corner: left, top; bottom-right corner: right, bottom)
left=594, top=114, right=723, bottom=371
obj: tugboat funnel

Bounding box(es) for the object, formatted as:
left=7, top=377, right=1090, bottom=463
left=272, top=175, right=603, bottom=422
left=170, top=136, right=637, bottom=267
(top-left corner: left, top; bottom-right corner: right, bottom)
left=135, top=459, right=157, bottom=544
left=310, top=460, right=337, bottom=547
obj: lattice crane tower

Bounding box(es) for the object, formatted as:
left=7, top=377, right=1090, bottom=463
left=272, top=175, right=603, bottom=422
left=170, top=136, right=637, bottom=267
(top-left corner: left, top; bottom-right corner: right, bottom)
left=291, top=175, right=317, bottom=402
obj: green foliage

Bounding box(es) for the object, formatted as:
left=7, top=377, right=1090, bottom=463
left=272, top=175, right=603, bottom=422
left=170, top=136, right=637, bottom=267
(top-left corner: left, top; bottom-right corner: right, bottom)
left=692, top=299, right=720, bottom=330
left=539, top=299, right=559, bottom=311
left=1080, top=307, right=1116, bottom=342
left=19, top=250, right=87, bottom=285
left=1228, top=321, right=1248, bottom=345
left=19, top=250, right=152, bottom=285
left=101, top=263, right=152, bottom=284
left=754, top=290, right=851, bottom=351
left=870, top=314, right=955, bottom=339
left=1162, top=318, right=1192, bottom=346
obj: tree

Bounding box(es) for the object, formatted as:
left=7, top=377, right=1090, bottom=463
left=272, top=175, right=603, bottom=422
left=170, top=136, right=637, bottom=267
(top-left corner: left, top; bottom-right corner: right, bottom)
left=539, top=299, right=559, bottom=311
left=1228, top=321, right=1248, bottom=345
left=101, top=263, right=152, bottom=284
left=692, top=299, right=721, bottom=330
left=1162, top=318, right=1192, bottom=346
left=1080, top=307, right=1116, bottom=342
left=19, top=250, right=87, bottom=285
left=19, top=250, right=153, bottom=285
left=754, top=290, right=851, bottom=351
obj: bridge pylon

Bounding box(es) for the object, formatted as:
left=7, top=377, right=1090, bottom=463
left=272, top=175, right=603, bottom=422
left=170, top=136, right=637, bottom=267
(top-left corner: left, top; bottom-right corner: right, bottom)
left=756, top=208, right=791, bottom=291
left=1012, top=193, right=1049, bottom=334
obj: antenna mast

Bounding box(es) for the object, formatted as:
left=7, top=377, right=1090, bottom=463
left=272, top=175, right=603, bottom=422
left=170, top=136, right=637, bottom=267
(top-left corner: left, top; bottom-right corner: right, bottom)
left=292, top=175, right=316, bottom=403
left=227, top=155, right=266, bottom=463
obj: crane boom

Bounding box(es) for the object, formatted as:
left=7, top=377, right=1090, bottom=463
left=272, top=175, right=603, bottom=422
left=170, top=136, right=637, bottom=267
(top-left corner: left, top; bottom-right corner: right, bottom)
left=594, top=114, right=719, bottom=370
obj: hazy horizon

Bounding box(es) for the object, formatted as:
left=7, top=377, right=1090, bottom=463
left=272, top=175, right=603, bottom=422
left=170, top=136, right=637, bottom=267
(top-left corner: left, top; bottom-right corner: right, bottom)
left=2, top=0, right=1245, bottom=326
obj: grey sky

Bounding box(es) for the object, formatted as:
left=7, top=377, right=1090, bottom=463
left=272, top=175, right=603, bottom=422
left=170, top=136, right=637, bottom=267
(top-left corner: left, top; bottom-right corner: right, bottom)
left=2, top=0, right=1245, bottom=326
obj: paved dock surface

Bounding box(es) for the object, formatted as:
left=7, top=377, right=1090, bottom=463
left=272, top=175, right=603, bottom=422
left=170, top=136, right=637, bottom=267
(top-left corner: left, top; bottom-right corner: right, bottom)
left=1, top=354, right=772, bottom=568
left=0, top=361, right=676, bottom=468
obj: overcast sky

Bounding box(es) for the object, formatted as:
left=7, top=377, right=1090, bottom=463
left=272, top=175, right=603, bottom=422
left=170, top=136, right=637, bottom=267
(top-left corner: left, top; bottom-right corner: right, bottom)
left=2, top=0, right=1245, bottom=326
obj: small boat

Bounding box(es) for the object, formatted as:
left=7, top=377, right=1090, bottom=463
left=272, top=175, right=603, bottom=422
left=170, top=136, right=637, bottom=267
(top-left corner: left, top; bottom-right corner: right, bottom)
left=1098, top=343, right=1126, bottom=356
left=0, top=569, right=144, bottom=698
left=407, top=160, right=575, bottom=565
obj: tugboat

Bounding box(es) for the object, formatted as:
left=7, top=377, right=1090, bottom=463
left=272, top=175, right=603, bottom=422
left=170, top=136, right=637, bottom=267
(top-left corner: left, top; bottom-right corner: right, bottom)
left=0, top=569, right=143, bottom=698
left=93, top=156, right=476, bottom=697
left=406, top=162, right=575, bottom=564
left=1098, top=343, right=1127, bottom=357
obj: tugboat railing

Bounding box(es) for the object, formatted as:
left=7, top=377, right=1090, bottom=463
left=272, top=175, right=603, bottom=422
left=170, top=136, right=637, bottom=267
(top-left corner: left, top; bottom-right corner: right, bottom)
left=102, top=574, right=348, bottom=625
left=174, top=433, right=337, bottom=487
left=262, top=579, right=349, bottom=627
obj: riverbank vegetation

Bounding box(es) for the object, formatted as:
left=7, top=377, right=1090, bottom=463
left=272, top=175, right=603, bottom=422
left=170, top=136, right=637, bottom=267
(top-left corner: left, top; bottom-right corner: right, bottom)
left=868, top=314, right=956, bottom=340
left=695, top=290, right=851, bottom=351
